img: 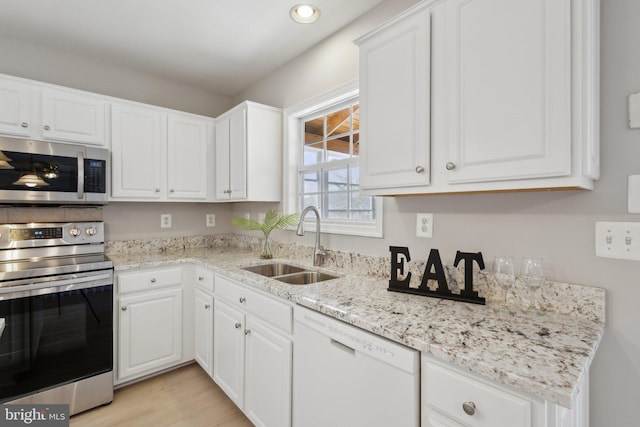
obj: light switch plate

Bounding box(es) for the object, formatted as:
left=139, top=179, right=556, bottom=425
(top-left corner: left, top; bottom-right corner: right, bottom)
left=629, top=175, right=640, bottom=213
left=595, top=221, right=640, bottom=260
left=630, top=92, right=640, bottom=128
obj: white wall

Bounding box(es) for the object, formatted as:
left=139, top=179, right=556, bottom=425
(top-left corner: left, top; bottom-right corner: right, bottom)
left=0, top=35, right=233, bottom=117
left=233, top=1, right=640, bottom=426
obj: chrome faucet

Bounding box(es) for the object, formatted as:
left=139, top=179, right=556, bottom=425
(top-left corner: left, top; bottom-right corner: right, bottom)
left=296, top=206, right=325, bottom=266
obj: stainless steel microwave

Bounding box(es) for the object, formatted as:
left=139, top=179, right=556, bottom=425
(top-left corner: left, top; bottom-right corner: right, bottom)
left=0, top=136, right=108, bottom=204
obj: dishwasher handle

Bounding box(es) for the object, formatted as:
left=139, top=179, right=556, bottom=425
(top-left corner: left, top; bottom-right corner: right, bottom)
left=330, top=338, right=355, bottom=355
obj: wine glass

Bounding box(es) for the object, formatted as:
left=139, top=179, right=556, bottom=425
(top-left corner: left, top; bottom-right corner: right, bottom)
left=493, top=257, right=515, bottom=314
left=521, top=257, right=544, bottom=312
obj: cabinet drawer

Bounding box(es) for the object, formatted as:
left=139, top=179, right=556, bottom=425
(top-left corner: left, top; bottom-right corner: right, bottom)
left=195, top=266, right=214, bottom=292
left=424, top=359, right=531, bottom=427
left=118, top=267, right=182, bottom=295
left=216, top=274, right=292, bottom=334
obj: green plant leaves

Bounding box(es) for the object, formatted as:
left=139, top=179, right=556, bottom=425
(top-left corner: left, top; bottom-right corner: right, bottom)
left=231, top=210, right=299, bottom=236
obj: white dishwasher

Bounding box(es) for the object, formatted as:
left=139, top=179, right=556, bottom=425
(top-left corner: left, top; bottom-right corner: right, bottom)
left=293, top=306, right=420, bottom=427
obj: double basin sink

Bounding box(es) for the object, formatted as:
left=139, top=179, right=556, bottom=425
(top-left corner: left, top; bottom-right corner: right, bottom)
left=242, top=262, right=339, bottom=285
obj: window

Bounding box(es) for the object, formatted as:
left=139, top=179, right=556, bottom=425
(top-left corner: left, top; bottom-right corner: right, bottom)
left=283, top=82, right=382, bottom=237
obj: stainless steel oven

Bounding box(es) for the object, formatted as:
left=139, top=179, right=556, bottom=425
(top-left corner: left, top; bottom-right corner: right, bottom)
left=0, top=222, right=113, bottom=415
left=0, top=136, right=108, bottom=205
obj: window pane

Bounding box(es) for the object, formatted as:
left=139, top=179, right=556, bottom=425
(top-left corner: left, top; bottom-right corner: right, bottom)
left=351, top=193, right=375, bottom=221
left=327, top=167, right=348, bottom=192
left=327, top=107, right=351, bottom=138
left=352, top=104, right=360, bottom=131
left=303, top=143, right=324, bottom=165
left=327, top=137, right=350, bottom=161
left=326, top=192, right=349, bottom=219
left=302, top=194, right=320, bottom=210
left=352, top=133, right=360, bottom=157
left=304, top=116, right=324, bottom=144
left=301, top=171, right=320, bottom=193
left=350, top=165, right=360, bottom=186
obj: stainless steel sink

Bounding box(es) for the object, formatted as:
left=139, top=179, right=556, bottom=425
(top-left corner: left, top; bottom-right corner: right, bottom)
left=242, top=263, right=306, bottom=277
left=275, top=271, right=339, bottom=285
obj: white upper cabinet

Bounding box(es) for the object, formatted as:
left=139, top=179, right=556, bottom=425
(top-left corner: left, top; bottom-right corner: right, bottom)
left=0, top=75, right=107, bottom=146
left=110, top=102, right=213, bottom=202
left=356, top=0, right=600, bottom=195
left=356, top=6, right=431, bottom=191
left=40, top=88, right=106, bottom=146
left=167, top=114, right=208, bottom=200
left=0, top=79, right=31, bottom=137
left=111, top=103, right=165, bottom=200
left=215, top=101, right=282, bottom=202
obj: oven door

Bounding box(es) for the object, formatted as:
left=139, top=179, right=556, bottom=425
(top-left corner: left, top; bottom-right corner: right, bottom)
left=0, top=137, right=108, bottom=204
left=0, top=271, right=113, bottom=402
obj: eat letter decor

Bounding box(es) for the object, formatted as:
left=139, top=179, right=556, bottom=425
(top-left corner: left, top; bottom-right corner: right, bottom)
left=388, top=246, right=486, bottom=305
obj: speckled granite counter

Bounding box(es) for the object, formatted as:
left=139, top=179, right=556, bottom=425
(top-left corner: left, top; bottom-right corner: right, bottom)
left=109, top=246, right=605, bottom=409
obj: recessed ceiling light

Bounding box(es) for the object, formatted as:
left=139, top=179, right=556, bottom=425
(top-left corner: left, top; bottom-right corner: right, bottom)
left=290, top=4, right=320, bottom=24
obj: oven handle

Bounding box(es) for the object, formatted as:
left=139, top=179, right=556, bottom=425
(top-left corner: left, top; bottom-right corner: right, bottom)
left=0, top=271, right=112, bottom=301
left=77, top=150, right=85, bottom=199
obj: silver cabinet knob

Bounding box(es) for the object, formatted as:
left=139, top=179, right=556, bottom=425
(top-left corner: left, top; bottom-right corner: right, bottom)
left=462, top=401, right=476, bottom=416
left=150, top=278, right=156, bottom=283
left=415, top=165, right=425, bottom=174
left=204, top=304, right=210, bottom=309
left=244, top=329, right=251, bottom=335
left=234, top=322, right=242, bottom=329
left=170, top=188, right=175, bottom=193
left=155, top=188, right=161, bottom=192
left=446, top=162, right=456, bottom=171
left=121, top=306, right=127, bottom=311
left=21, top=122, right=28, bottom=128
left=239, top=297, right=246, bottom=303
left=43, top=125, right=50, bottom=131
left=198, top=276, right=204, bottom=281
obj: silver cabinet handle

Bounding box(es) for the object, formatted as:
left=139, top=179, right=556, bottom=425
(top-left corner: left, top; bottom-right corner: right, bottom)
left=21, top=122, right=28, bottom=128
left=204, top=304, right=210, bottom=309
left=415, top=165, right=425, bottom=174
left=121, top=306, right=127, bottom=311
left=446, top=162, right=456, bottom=171
left=155, top=188, right=161, bottom=192
left=244, top=329, right=251, bottom=335
left=234, top=322, right=242, bottom=329
left=239, top=297, right=246, bottom=303
left=198, top=276, right=204, bottom=281
left=150, top=278, right=156, bottom=283
left=170, top=188, right=175, bottom=193
left=462, top=401, right=476, bottom=416
left=43, top=125, right=50, bottom=131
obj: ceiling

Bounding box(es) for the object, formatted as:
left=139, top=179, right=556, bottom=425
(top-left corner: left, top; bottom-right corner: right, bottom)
left=0, top=0, right=385, bottom=96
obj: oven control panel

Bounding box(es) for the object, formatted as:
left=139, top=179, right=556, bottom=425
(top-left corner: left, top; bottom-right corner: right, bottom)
left=0, top=222, right=105, bottom=249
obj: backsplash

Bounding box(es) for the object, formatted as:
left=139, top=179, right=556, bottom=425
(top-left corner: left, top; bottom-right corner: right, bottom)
left=106, top=233, right=605, bottom=323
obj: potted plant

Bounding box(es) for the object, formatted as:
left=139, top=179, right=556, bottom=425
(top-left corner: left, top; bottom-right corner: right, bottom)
left=231, top=210, right=299, bottom=259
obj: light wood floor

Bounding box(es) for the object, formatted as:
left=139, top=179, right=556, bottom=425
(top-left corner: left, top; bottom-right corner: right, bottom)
left=71, top=364, right=253, bottom=427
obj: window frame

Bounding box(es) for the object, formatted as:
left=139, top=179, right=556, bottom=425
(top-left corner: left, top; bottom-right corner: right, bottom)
left=283, top=81, right=383, bottom=238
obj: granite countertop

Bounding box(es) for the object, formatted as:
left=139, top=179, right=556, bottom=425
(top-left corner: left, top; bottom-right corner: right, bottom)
left=109, top=247, right=605, bottom=409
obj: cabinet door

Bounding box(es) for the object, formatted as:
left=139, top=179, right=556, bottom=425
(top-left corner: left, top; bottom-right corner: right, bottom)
left=0, top=79, right=31, bottom=137
left=358, top=8, right=430, bottom=190
left=442, top=0, right=571, bottom=184
left=244, top=317, right=292, bottom=427
left=118, top=287, right=183, bottom=381
left=214, top=117, right=231, bottom=199
left=228, top=108, right=247, bottom=200
left=41, top=88, right=106, bottom=145
left=194, top=288, right=213, bottom=377
left=111, top=103, right=164, bottom=199
left=213, top=299, right=245, bottom=408
left=167, top=114, right=208, bottom=200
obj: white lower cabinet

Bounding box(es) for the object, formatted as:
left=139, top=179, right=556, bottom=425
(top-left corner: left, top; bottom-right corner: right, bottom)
left=213, top=273, right=292, bottom=427
left=422, top=355, right=588, bottom=427
left=194, top=287, right=213, bottom=376
left=116, top=267, right=184, bottom=383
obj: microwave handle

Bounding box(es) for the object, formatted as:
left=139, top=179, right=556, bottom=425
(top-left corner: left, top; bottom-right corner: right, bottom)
left=77, top=151, right=84, bottom=199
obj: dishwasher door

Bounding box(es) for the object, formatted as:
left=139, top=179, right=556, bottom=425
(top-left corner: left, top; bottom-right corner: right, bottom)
left=293, top=306, right=419, bottom=427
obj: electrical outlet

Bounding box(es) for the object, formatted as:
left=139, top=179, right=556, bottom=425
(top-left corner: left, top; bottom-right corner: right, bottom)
left=416, top=213, right=433, bottom=238
left=258, top=212, right=266, bottom=223
left=206, top=214, right=215, bottom=227
left=160, top=214, right=172, bottom=229
left=595, top=221, right=640, bottom=260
